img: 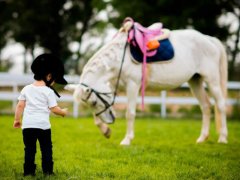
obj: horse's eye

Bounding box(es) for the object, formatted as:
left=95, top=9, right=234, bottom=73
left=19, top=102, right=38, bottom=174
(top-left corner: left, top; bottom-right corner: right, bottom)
left=91, top=100, right=97, bottom=107
left=86, top=88, right=91, bottom=93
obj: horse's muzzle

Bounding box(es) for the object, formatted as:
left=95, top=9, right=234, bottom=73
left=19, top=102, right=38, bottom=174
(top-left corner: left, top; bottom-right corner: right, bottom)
left=98, top=109, right=115, bottom=124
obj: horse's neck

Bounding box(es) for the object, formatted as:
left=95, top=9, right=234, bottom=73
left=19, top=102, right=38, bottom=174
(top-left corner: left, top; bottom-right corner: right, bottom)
left=82, top=32, right=129, bottom=92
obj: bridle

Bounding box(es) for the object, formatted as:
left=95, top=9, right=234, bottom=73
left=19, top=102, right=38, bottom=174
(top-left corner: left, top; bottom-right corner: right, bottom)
left=80, top=40, right=128, bottom=116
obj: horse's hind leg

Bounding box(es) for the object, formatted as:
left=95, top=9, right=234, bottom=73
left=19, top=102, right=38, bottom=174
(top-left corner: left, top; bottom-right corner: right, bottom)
left=188, top=75, right=211, bottom=143
left=206, top=81, right=228, bottom=143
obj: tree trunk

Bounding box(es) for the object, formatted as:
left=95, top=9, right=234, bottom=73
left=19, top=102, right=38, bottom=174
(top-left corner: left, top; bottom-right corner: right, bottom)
left=0, top=49, right=2, bottom=70
left=23, top=49, right=28, bottom=74
left=30, top=47, right=35, bottom=66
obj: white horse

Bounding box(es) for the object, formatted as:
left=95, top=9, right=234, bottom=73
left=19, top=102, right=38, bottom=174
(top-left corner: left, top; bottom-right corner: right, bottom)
left=67, top=20, right=228, bottom=145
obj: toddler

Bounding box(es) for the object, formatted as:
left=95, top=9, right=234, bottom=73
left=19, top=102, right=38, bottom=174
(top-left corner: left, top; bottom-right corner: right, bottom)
left=13, top=53, right=68, bottom=176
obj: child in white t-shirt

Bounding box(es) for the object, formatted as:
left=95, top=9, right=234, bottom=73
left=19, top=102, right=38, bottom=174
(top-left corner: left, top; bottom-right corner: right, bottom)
left=13, top=53, right=68, bottom=176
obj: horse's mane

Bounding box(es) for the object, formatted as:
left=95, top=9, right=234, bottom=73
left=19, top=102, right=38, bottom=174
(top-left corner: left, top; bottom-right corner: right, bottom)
left=82, top=31, right=127, bottom=74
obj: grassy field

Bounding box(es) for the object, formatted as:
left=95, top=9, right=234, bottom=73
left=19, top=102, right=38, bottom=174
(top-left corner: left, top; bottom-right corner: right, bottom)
left=0, top=115, right=240, bottom=179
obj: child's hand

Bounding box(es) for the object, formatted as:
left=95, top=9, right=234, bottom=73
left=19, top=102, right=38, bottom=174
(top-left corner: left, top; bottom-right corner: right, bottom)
left=13, top=120, right=21, bottom=128
left=62, top=108, right=68, bottom=117
left=50, top=106, right=69, bottom=117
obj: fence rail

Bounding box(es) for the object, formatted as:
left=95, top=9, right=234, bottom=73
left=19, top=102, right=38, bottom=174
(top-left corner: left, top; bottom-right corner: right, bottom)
left=0, top=73, right=239, bottom=118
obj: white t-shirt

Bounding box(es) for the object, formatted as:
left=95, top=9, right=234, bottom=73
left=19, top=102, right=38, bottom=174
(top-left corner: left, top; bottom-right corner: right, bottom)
left=18, top=84, right=57, bottom=130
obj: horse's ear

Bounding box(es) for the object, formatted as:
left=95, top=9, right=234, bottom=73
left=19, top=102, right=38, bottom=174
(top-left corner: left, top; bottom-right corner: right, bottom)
left=64, top=84, right=78, bottom=91
left=120, top=18, right=133, bottom=32
left=81, top=86, right=92, bottom=98
left=72, top=85, right=91, bottom=103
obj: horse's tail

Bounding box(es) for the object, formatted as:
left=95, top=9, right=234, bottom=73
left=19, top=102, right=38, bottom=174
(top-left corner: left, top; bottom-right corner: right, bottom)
left=219, top=41, right=228, bottom=100
left=209, top=37, right=228, bottom=132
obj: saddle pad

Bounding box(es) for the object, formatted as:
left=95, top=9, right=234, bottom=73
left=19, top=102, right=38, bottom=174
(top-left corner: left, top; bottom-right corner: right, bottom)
left=130, top=39, right=174, bottom=63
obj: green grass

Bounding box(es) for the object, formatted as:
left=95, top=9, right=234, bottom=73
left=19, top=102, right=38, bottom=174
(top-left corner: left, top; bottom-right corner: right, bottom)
left=1, top=115, right=240, bottom=179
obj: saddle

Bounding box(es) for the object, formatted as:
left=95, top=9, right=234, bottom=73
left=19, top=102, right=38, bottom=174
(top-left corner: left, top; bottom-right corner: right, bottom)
left=127, top=18, right=163, bottom=58
left=123, top=17, right=174, bottom=110
left=130, top=38, right=174, bottom=63
left=125, top=17, right=173, bottom=63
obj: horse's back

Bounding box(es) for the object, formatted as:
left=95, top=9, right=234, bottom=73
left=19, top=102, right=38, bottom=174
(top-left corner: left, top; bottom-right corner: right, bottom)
left=169, top=29, right=225, bottom=83
left=170, top=29, right=220, bottom=54
left=171, top=29, right=208, bottom=39
left=169, top=29, right=223, bottom=67
left=146, top=29, right=223, bottom=89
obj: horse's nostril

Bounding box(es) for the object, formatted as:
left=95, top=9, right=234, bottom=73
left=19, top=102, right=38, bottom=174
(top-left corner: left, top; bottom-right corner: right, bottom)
left=80, top=98, right=87, bottom=103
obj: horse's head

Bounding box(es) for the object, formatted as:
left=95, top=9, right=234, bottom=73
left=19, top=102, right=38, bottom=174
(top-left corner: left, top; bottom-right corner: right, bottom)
left=72, top=83, right=116, bottom=124
left=66, top=19, right=134, bottom=137
left=65, top=82, right=114, bottom=138
left=72, top=25, right=131, bottom=124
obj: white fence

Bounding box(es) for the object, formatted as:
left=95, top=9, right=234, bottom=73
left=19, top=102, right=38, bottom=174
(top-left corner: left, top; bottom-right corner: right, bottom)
left=0, top=73, right=239, bottom=118
left=0, top=73, right=80, bottom=116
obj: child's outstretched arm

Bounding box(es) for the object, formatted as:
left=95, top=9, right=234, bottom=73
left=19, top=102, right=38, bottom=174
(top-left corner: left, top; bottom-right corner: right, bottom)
left=50, top=106, right=68, bottom=117
left=13, top=100, right=25, bottom=128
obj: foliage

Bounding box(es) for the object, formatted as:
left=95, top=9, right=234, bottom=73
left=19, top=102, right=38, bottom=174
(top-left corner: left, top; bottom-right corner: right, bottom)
left=1, top=116, right=240, bottom=179
left=0, top=0, right=108, bottom=73
left=0, top=1, right=12, bottom=49
left=0, top=58, right=13, bottom=72
left=110, top=0, right=234, bottom=40
left=0, top=0, right=13, bottom=70
left=0, top=0, right=239, bottom=77
left=109, top=0, right=240, bottom=80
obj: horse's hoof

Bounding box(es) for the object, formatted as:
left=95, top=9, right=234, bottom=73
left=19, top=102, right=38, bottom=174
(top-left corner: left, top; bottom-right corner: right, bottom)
left=196, top=135, right=208, bottom=143
left=120, top=138, right=131, bottom=146
left=196, top=138, right=204, bottom=143
left=218, top=136, right=228, bottom=144
left=104, top=128, right=111, bottom=139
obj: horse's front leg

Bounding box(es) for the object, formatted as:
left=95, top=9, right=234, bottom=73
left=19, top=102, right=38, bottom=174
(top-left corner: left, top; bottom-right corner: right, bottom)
left=120, top=81, right=140, bottom=145
left=94, top=115, right=111, bottom=138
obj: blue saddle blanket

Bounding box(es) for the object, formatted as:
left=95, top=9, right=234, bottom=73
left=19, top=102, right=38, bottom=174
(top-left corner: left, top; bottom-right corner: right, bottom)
left=130, top=39, right=174, bottom=63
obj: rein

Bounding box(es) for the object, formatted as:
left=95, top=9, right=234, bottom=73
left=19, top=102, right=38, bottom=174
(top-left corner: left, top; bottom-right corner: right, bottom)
left=80, top=39, right=128, bottom=116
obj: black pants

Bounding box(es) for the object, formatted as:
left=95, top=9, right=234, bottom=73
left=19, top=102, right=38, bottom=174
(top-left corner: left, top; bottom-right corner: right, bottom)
left=22, top=128, right=53, bottom=175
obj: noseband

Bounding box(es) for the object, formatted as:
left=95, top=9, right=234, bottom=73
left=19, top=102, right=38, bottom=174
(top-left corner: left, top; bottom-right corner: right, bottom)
left=80, top=40, right=128, bottom=116
left=80, top=83, right=114, bottom=116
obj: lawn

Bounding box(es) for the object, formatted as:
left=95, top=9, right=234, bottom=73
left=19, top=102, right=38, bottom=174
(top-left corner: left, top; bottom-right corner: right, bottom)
left=0, top=115, right=240, bottom=179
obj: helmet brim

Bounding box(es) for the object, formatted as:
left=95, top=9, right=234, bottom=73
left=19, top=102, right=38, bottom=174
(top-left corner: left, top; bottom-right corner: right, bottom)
left=55, top=76, right=68, bottom=85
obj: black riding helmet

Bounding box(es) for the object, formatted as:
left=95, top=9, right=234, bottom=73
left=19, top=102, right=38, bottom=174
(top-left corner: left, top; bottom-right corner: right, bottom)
left=31, top=53, right=68, bottom=97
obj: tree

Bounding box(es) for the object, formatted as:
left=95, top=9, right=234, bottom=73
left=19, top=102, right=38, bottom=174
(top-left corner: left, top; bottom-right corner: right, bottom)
left=109, top=0, right=229, bottom=39
left=7, top=0, right=108, bottom=74
left=223, top=0, right=240, bottom=80
left=8, top=0, right=69, bottom=73
left=0, top=0, right=13, bottom=71
left=2, top=0, right=238, bottom=77
left=61, top=0, right=108, bottom=74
